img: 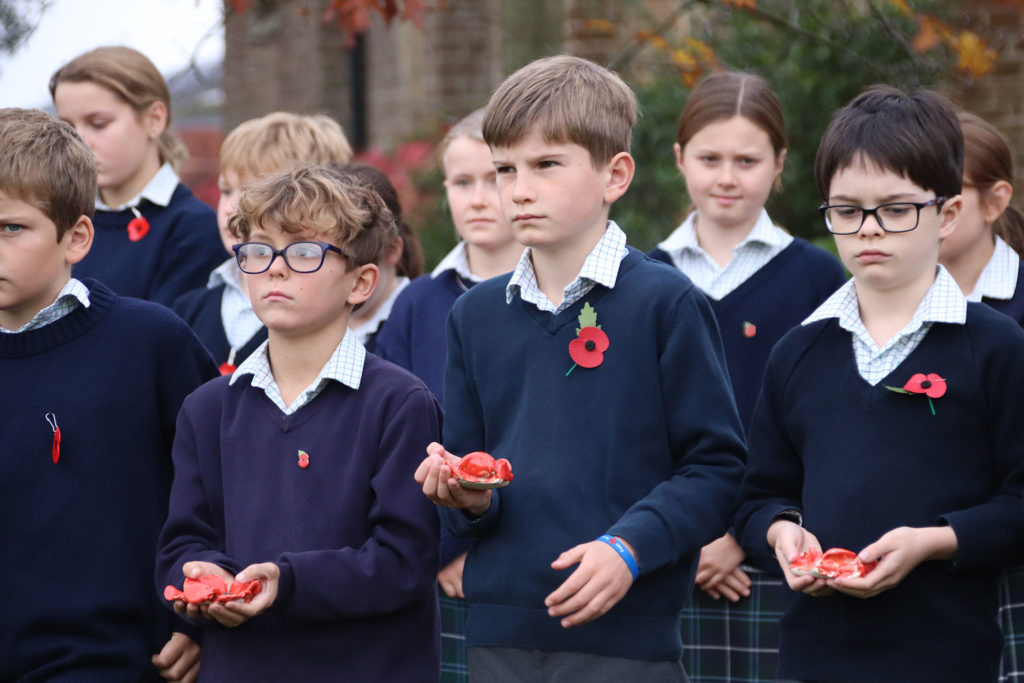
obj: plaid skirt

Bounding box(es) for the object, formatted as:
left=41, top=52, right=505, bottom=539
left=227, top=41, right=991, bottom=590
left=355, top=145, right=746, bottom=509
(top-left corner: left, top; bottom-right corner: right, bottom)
left=680, top=567, right=788, bottom=682
left=1000, top=567, right=1024, bottom=682
left=441, top=593, right=469, bottom=682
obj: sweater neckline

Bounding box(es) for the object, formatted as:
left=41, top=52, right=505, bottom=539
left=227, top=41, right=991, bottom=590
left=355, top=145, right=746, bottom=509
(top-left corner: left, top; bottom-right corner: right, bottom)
left=0, top=279, right=115, bottom=357
left=707, top=240, right=803, bottom=312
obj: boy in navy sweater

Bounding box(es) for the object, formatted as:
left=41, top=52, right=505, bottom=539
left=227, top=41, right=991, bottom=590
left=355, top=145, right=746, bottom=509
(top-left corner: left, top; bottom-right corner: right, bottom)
left=157, top=165, right=443, bottom=681
left=0, top=108, right=218, bottom=681
left=415, top=55, right=746, bottom=680
left=735, top=86, right=1024, bottom=682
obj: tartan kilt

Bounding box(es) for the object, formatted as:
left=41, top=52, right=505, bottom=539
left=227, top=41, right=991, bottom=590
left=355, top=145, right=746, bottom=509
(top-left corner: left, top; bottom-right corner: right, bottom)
left=680, top=567, right=789, bottom=682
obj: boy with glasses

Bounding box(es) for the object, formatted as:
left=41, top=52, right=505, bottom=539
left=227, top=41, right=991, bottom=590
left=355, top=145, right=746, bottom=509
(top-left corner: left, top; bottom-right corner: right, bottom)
left=736, top=85, right=1024, bottom=681
left=157, top=164, right=443, bottom=680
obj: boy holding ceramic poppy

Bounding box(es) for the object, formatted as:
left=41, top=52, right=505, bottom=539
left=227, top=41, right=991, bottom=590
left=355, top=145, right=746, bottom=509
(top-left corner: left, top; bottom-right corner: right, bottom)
left=735, top=85, right=1024, bottom=681
left=157, top=165, right=442, bottom=680
left=415, top=55, right=745, bottom=680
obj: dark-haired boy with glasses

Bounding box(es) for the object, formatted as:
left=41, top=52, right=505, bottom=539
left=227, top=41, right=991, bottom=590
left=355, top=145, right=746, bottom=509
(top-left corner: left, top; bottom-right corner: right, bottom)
left=156, top=164, right=443, bottom=681
left=735, top=85, right=1024, bottom=682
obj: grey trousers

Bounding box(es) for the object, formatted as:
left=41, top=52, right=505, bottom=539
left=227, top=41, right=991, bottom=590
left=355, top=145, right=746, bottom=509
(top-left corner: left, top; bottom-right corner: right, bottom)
left=468, top=646, right=690, bottom=683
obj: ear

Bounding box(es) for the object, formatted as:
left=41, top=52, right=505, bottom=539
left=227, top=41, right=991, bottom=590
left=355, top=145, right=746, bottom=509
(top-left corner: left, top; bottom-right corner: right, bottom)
left=603, top=151, right=635, bottom=205
left=673, top=142, right=684, bottom=174
left=346, top=263, right=379, bottom=306
left=775, top=148, right=788, bottom=176
left=937, top=194, right=963, bottom=241
left=63, top=215, right=94, bottom=265
left=142, top=100, right=168, bottom=140
left=982, top=180, right=1013, bottom=224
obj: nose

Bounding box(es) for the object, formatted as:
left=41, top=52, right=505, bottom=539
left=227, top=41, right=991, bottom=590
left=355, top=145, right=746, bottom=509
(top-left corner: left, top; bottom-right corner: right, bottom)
left=716, top=162, right=737, bottom=187
left=470, top=180, right=488, bottom=207
left=510, top=175, right=534, bottom=205
left=859, top=211, right=885, bottom=237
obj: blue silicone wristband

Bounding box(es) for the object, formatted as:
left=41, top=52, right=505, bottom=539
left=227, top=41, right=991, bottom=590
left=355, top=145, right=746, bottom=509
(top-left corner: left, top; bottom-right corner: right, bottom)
left=598, top=534, right=640, bottom=580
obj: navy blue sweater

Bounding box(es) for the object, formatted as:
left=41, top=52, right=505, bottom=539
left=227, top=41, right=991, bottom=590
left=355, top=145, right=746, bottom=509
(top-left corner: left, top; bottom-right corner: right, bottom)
left=77, top=184, right=224, bottom=307
left=735, top=306, right=1024, bottom=682
left=650, top=238, right=846, bottom=429
left=440, top=249, right=746, bottom=661
left=172, top=282, right=268, bottom=369
left=156, top=355, right=443, bottom=681
left=376, top=269, right=472, bottom=403
left=0, top=280, right=218, bottom=681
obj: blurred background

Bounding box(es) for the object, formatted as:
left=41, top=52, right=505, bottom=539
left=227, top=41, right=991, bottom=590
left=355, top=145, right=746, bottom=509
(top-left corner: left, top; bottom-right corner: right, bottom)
left=1, top=0, right=1020, bottom=267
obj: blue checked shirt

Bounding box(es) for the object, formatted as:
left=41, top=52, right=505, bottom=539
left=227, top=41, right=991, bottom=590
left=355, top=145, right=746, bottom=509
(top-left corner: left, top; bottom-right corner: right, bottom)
left=506, top=221, right=629, bottom=314
left=0, top=278, right=90, bottom=334
left=803, top=265, right=967, bottom=385
left=656, top=209, right=793, bottom=300
left=968, top=235, right=1019, bottom=302
left=230, top=331, right=366, bottom=415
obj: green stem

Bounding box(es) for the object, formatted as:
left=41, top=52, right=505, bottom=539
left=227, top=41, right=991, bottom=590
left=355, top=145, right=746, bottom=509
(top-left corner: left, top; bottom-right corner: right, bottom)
left=566, top=363, right=577, bottom=377
left=928, top=397, right=935, bottom=416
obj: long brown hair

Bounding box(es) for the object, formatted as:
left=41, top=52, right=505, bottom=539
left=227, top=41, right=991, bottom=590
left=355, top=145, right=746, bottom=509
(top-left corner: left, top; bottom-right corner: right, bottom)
left=959, top=111, right=1024, bottom=256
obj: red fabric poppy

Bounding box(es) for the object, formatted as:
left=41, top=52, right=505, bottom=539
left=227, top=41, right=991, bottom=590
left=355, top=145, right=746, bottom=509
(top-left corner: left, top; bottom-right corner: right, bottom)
left=126, top=215, right=150, bottom=242
left=903, top=373, right=946, bottom=399
left=568, top=326, right=609, bottom=368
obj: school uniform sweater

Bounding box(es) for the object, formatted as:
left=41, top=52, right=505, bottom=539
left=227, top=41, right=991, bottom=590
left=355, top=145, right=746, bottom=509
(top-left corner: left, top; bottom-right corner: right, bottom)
left=735, top=306, right=1024, bottom=682
left=375, top=269, right=472, bottom=403
left=650, top=238, right=846, bottom=429
left=156, top=355, right=443, bottom=681
left=172, top=282, right=268, bottom=369
left=77, top=184, right=224, bottom=307
left=440, top=248, right=746, bottom=661
left=985, top=260, right=1024, bottom=325
left=0, top=280, right=218, bottom=681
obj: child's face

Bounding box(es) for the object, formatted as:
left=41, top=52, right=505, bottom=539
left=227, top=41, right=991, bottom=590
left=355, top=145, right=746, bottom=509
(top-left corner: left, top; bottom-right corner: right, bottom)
left=675, top=115, right=784, bottom=234
left=827, top=159, right=960, bottom=295
left=491, top=128, right=629, bottom=254
left=443, top=136, right=514, bottom=253
left=54, top=81, right=164, bottom=206
left=217, top=169, right=245, bottom=255
left=242, top=223, right=376, bottom=339
left=0, top=190, right=91, bottom=330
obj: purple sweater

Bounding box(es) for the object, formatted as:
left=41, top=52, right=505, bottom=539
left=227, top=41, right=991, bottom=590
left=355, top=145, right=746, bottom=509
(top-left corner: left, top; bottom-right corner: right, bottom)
left=156, top=354, right=443, bottom=681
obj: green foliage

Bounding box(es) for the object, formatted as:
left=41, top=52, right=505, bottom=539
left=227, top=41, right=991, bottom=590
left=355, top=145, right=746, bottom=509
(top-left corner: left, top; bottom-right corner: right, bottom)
left=614, top=0, right=954, bottom=249
left=0, top=0, right=47, bottom=57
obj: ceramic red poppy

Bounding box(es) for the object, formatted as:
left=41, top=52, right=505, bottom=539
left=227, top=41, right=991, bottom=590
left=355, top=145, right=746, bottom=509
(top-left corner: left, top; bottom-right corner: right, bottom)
left=569, top=326, right=610, bottom=369
left=164, top=574, right=261, bottom=604
left=126, top=215, right=150, bottom=242
left=903, top=373, right=946, bottom=398
left=790, top=547, right=876, bottom=579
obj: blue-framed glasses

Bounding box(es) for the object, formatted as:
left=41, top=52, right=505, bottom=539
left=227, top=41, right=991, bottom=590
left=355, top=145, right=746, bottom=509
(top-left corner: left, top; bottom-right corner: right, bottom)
left=819, top=196, right=948, bottom=235
left=232, top=241, right=344, bottom=274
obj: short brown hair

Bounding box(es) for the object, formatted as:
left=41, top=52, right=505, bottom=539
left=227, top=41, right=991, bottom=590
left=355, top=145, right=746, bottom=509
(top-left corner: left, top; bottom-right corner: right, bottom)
left=220, top=112, right=353, bottom=182
left=676, top=71, right=786, bottom=157
left=49, top=46, right=187, bottom=169
left=0, top=108, right=96, bottom=240
left=483, top=55, right=637, bottom=166
left=229, top=164, right=396, bottom=269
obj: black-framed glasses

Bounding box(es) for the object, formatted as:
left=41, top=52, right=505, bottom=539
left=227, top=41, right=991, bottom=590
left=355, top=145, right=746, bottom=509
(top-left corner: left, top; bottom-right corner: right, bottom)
left=232, top=241, right=344, bottom=274
left=818, top=196, right=948, bottom=235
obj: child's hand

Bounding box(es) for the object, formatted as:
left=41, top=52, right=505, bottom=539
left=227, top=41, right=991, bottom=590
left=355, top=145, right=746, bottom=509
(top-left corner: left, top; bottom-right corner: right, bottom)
left=151, top=631, right=200, bottom=683
left=414, top=442, right=493, bottom=516
left=174, top=561, right=236, bottom=620
left=438, top=552, right=467, bottom=599
left=203, top=562, right=281, bottom=628
left=768, top=521, right=833, bottom=597
left=695, top=533, right=751, bottom=602
left=829, top=526, right=958, bottom=599
left=545, top=539, right=634, bottom=628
